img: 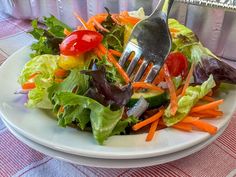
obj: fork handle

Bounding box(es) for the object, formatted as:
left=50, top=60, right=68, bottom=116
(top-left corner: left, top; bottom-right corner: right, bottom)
left=151, top=0, right=174, bottom=19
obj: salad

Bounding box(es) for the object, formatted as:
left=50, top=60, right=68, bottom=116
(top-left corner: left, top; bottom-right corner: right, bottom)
left=17, top=8, right=236, bottom=145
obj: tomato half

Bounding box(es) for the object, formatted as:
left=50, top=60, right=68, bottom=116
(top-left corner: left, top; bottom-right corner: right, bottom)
left=165, top=52, right=188, bottom=78
left=60, top=30, right=103, bottom=56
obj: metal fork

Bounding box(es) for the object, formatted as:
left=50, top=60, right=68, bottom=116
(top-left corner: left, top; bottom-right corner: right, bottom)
left=119, top=0, right=174, bottom=83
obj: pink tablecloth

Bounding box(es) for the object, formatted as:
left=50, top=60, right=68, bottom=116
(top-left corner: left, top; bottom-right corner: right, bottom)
left=0, top=12, right=236, bottom=177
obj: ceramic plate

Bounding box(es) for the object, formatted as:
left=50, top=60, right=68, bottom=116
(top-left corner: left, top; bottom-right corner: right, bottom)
left=0, top=46, right=235, bottom=159
left=3, top=119, right=228, bottom=168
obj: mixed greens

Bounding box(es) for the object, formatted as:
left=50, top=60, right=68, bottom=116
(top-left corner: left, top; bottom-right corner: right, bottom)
left=17, top=8, right=236, bottom=144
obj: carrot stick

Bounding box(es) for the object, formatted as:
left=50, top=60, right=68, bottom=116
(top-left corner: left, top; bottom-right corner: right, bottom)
left=93, top=48, right=103, bottom=59
left=194, top=109, right=223, bottom=117
left=191, top=120, right=217, bottom=135
left=191, top=99, right=224, bottom=113
left=152, top=68, right=165, bottom=85
left=98, top=44, right=130, bottom=83
left=93, top=18, right=110, bottom=32
left=189, top=113, right=218, bottom=119
left=22, top=82, right=36, bottom=90
left=172, top=122, right=192, bottom=132
left=201, top=96, right=215, bottom=102
left=132, top=82, right=164, bottom=93
left=180, top=62, right=194, bottom=97
left=54, top=68, right=68, bottom=78
left=146, top=119, right=159, bottom=141
left=73, top=12, right=90, bottom=30
left=119, top=16, right=140, bottom=25
left=132, top=109, right=164, bottom=131
left=164, top=64, right=178, bottom=116
left=176, top=86, right=183, bottom=96
left=109, top=49, right=122, bottom=57
left=64, top=28, right=71, bottom=36
left=181, top=116, right=199, bottom=123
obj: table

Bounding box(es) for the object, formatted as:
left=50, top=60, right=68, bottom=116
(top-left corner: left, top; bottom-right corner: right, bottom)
left=0, top=11, right=236, bottom=177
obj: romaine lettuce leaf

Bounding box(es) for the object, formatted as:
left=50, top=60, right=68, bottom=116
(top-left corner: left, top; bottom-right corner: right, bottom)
left=163, top=75, right=216, bottom=126
left=54, top=92, right=124, bottom=144
left=168, top=19, right=219, bottom=63
left=18, top=54, right=59, bottom=109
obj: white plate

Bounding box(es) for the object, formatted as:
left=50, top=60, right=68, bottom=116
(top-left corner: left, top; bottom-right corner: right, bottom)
left=0, top=46, right=236, bottom=159
left=3, top=119, right=229, bottom=168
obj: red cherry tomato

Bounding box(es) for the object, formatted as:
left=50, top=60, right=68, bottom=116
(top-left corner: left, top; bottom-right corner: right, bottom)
left=60, top=30, right=103, bottom=56
left=165, top=52, right=188, bottom=78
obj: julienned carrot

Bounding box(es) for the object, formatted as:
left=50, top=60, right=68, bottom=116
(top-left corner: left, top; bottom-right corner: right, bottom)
left=119, top=16, right=140, bottom=25
left=181, top=116, right=199, bottom=123
left=64, top=28, right=71, bottom=36
left=163, top=64, right=178, bottom=116
left=172, top=122, right=192, bottom=132
left=73, top=12, right=91, bottom=30
left=54, top=68, right=68, bottom=78
left=189, top=113, right=218, bottom=119
left=132, top=82, right=164, bottom=93
left=191, top=99, right=224, bottom=113
left=194, top=109, right=223, bottom=117
left=176, top=86, right=183, bottom=96
left=22, top=82, right=36, bottom=90
left=93, top=18, right=110, bottom=32
left=109, top=49, right=122, bottom=57
left=180, top=62, right=194, bottom=97
left=93, top=48, right=103, bottom=59
left=146, top=119, right=159, bottom=142
left=98, top=44, right=130, bottom=83
left=169, top=28, right=179, bottom=33
left=132, top=108, right=164, bottom=131
left=201, top=96, right=215, bottom=102
left=152, top=68, right=165, bottom=85
left=191, top=120, right=217, bottom=135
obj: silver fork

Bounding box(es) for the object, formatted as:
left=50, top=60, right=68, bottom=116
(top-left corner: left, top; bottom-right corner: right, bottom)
left=119, top=0, right=174, bottom=83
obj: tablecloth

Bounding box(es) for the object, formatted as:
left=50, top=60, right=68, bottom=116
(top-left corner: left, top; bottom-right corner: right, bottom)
left=0, top=11, right=236, bottom=177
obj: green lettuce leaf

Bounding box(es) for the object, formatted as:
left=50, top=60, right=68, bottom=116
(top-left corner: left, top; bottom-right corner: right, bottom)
left=54, top=92, right=124, bottom=144
left=168, top=19, right=219, bottom=63
left=163, top=75, right=216, bottom=126
left=18, top=54, right=59, bottom=108
left=29, top=15, right=72, bottom=58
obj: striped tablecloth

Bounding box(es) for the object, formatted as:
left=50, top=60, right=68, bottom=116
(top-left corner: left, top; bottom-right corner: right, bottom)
left=0, top=11, right=236, bottom=177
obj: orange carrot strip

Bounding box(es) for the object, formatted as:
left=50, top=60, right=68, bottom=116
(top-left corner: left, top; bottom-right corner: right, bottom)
left=98, top=44, right=130, bottom=83
left=207, top=90, right=213, bottom=97
left=73, top=12, right=90, bottom=30
left=28, top=72, right=40, bottom=80
left=201, top=96, right=215, bottom=102
left=146, top=119, right=159, bottom=142
left=181, top=116, right=199, bottom=123
left=172, top=122, right=192, bottom=132
left=132, top=82, right=164, bottom=93
left=164, top=64, right=178, bottom=116
left=191, top=99, right=224, bottom=113
left=132, top=109, right=164, bottom=131
left=181, top=62, right=194, bottom=97
left=176, top=86, right=183, bottom=96
left=22, top=82, right=36, bottom=90
left=119, top=16, right=140, bottom=25
left=93, top=18, right=110, bottom=32
left=93, top=48, right=103, bottom=59
left=64, top=28, right=71, bottom=36
left=54, top=68, right=68, bottom=78
left=152, top=68, right=165, bottom=85
left=189, top=113, right=218, bottom=119
left=195, top=109, right=223, bottom=117
left=191, top=120, right=217, bottom=135
left=109, top=49, right=122, bottom=57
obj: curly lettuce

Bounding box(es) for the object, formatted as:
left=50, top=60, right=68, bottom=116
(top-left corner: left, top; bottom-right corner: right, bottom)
left=18, top=54, right=59, bottom=109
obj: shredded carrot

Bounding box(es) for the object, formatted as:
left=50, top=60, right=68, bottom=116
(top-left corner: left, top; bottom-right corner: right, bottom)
left=119, top=16, right=140, bottom=25
left=132, top=109, right=164, bottom=131
left=201, top=96, right=215, bottom=102
left=109, top=49, right=122, bottom=57
left=180, top=62, right=194, bottom=97
left=120, top=11, right=129, bottom=16
left=189, top=113, right=218, bottom=119
left=191, top=99, right=224, bottom=113
left=54, top=68, right=68, bottom=78
left=140, top=63, right=154, bottom=82
left=93, top=18, right=110, bottom=32
left=93, top=48, right=103, bottom=59
left=207, top=90, right=213, bottom=97
left=172, top=122, right=192, bottom=132
left=73, top=12, right=90, bottom=30
left=194, top=109, right=223, bottom=117
left=22, top=82, right=36, bottom=90
left=176, top=86, right=183, bottom=96
left=98, top=44, right=130, bottom=83
left=152, top=67, right=165, bottom=85
left=132, top=82, right=164, bottom=93
left=146, top=119, right=159, bottom=142
left=163, top=64, right=178, bottom=116
left=191, top=120, right=217, bottom=135
left=28, top=72, right=40, bottom=80
left=181, top=116, right=200, bottom=123
left=64, top=28, right=71, bottom=36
